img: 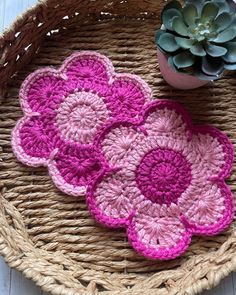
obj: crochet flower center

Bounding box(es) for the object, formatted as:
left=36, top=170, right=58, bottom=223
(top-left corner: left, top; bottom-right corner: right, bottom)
left=136, top=148, right=192, bottom=205
left=56, top=91, right=108, bottom=144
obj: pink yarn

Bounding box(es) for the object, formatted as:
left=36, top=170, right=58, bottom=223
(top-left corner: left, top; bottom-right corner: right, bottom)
left=87, top=100, right=234, bottom=260
left=136, top=148, right=192, bottom=205
left=12, top=51, right=152, bottom=196
left=12, top=51, right=234, bottom=260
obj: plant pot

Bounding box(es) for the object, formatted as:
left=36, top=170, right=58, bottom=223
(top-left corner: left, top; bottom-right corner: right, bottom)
left=157, top=48, right=209, bottom=90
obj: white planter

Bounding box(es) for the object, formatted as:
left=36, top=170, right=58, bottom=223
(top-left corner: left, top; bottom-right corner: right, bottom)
left=157, top=48, right=209, bottom=90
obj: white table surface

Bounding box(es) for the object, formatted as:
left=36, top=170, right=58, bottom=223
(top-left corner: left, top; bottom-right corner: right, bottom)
left=0, top=1, right=235, bottom=294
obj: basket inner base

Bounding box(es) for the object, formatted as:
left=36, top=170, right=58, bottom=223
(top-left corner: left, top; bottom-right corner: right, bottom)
left=1, top=16, right=235, bottom=290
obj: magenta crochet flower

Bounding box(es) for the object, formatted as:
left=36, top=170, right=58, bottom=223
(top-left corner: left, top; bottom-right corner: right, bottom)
left=12, top=51, right=152, bottom=196
left=87, top=100, right=234, bottom=260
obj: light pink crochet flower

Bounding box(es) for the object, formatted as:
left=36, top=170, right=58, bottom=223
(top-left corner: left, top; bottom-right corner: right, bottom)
left=87, top=100, right=234, bottom=260
left=12, top=51, right=152, bottom=196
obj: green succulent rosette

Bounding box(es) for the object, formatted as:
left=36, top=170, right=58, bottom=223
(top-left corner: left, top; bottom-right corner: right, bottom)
left=156, top=0, right=236, bottom=80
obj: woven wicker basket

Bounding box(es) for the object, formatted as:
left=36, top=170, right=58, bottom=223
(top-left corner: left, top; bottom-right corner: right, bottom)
left=0, top=1, right=236, bottom=294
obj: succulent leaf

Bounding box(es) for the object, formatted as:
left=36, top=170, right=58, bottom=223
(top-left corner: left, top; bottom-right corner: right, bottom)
left=190, top=43, right=206, bottom=56
left=175, top=37, right=194, bottom=48
left=173, top=51, right=195, bottom=68
left=172, top=16, right=189, bottom=36
left=201, top=2, right=219, bottom=21
left=202, top=56, right=225, bottom=75
left=155, top=30, right=165, bottom=43
left=195, top=70, right=223, bottom=81
left=213, top=27, right=236, bottom=43
left=162, top=8, right=182, bottom=31
left=228, top=18, right=236, bottom=31
left=168, top=56, right=178, bottom=71
left=183, top=4, right=198, bottom=27
left=185, top=0, right=204, bottom=4
left=224, top=63, right=236, bottom=70
left=215, top=1, right=231, bottom=14
left=158, top=32, right=180, bottom=52
left=185, top=0, right=205, bottom=14
left=168, top=56, right=193, bottom=74
left=161, top=0, right=182, bottom=24
left=215, top=12, right=233, bottom=32
left=205, top=43, right=228, bottom=57
left=162, top=0, right=182, bottom=14
left=222, top=42, right=236, bottom=63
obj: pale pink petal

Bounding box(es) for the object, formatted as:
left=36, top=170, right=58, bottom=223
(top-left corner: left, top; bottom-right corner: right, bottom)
left=144, top=99, right=192, bottom=140
left=144, top=104, right=189, bottom=139
left=188, top=128, right=233, bottom=180
left=87, top=171, right=142, bottom=228
left=178, top=180, right=234, bottom=235
left=101, top=124, right=146, bottom=167
left=128, top=203, right=191, bottom=260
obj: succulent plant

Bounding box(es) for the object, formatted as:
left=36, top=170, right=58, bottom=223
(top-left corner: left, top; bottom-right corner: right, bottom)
left=155, top=0, right=236, bottom=80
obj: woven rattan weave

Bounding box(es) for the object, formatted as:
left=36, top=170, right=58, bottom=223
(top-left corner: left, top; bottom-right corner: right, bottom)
left=0, top=1, right=235, bottom=294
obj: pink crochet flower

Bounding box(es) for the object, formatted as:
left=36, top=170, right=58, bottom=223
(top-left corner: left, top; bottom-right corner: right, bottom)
left=87, top=100, right=234, bottom=260
left=12, top=51, right=152, bottom=196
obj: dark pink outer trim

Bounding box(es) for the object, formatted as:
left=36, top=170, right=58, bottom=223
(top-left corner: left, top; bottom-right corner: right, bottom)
left=87, top=99, right=234, bottom=260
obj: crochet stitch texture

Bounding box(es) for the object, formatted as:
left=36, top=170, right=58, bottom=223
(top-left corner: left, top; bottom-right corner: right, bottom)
left=12, top=51, right=152, bottom=196
left=12, top=52, right=234, bottom=260
left=87, top=100, right=234, bottom=259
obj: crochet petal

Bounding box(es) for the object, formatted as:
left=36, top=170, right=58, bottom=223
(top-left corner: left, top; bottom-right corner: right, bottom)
left=106, top=74, right=152, bottom=119
left=20, top=69, right=66, bottom=114
left=189, top=126, right=233, bottom=180
left=12, top=114, right=59, bottom=166
left=100, top=123, right=146, bottom=167
left=61, top=51, right=114, bottom=87
left=128, top=203, right=191, bottom=260
left=87, top=170, right=140, bottom=228
left=144, top=104, right=189, bottom=138
left=48, top=144, right=103, bottom=196
left=178, top=180, right=234, bottom=235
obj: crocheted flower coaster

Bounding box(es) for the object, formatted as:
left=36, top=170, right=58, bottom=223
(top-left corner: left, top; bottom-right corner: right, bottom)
left=87, top=100, right=234, bottom=260
left=12, top=51, right=234, bottom=260
left=12, top=51, right=152, bottom=196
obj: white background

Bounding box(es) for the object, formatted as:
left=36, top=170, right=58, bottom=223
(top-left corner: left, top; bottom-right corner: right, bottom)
left=0, top=0, right=235, bottom=294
